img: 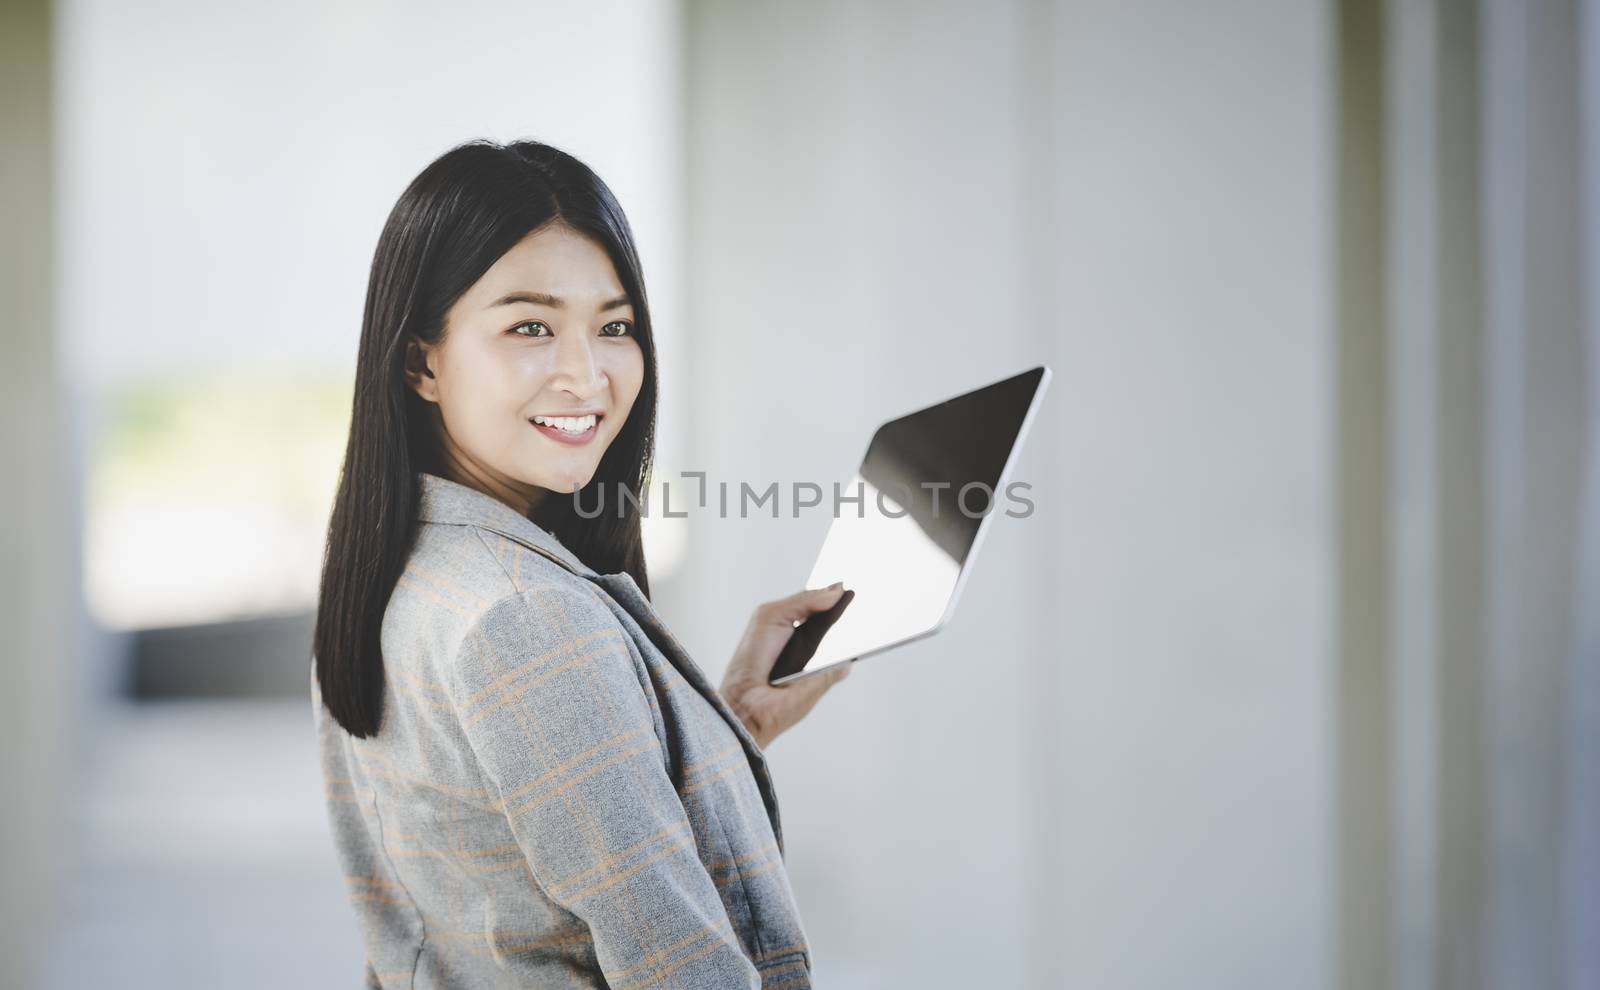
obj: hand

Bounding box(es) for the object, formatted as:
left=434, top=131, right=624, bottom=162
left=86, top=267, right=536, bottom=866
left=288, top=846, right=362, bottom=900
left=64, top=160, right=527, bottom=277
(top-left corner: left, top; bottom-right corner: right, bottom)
left=719, top=583, right=853, bottom=749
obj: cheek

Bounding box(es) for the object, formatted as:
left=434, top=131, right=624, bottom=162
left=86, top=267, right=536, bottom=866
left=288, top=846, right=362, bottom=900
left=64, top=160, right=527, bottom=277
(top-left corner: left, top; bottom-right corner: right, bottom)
left=607, top=344, right=646, bottom=410
left=439, top=348, right=529, bottom=428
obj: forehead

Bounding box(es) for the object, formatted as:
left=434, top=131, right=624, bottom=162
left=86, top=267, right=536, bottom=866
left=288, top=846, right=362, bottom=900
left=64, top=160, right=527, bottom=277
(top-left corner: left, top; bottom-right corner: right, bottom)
left=465, top=223, right=626, bottom=304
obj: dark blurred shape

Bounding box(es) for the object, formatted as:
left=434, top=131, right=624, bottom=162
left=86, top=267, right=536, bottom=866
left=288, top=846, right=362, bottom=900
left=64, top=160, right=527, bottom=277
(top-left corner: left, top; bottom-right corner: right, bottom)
left=125, top=612, right=315, bottom=699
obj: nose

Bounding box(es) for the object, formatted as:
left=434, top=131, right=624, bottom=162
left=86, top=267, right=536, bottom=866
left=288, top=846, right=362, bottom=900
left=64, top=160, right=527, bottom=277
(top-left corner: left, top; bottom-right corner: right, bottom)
left=550, top=328, right=606, bottom=401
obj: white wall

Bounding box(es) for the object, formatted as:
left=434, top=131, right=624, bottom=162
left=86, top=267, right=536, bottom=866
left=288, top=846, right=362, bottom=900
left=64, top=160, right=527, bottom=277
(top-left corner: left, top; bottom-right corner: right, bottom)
left=55, top=0, right=686, bottom=409
left=676, top=2, right=1334, bottom=987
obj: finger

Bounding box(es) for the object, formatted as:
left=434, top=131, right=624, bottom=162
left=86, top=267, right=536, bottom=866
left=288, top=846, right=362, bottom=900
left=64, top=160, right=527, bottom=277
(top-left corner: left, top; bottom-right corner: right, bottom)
left=765, top=583, right=847, bottom=624
left=783, top=673, right=848, bottom=729
left=781, top=662, right=851, bottom=708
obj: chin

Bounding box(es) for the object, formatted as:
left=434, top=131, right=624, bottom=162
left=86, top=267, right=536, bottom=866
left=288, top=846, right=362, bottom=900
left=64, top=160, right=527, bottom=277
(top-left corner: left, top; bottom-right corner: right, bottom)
left=545, top=472, right=597, bottom=496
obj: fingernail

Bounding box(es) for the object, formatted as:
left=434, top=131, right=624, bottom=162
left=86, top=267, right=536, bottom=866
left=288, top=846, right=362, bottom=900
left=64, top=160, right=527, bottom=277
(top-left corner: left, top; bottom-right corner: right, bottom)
left=829, top=581, right=843, bottom=590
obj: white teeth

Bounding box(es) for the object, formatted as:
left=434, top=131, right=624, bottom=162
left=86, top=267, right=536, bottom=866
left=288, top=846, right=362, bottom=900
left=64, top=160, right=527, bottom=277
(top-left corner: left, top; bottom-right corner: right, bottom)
left=533, top=414, right=597, bottom=434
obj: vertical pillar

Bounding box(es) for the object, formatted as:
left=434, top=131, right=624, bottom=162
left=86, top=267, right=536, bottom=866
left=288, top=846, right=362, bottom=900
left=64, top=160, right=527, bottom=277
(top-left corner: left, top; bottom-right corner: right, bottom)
left=1337, top=0, right=1395, bottom=986
left=0, top=0, right=65, bottom=986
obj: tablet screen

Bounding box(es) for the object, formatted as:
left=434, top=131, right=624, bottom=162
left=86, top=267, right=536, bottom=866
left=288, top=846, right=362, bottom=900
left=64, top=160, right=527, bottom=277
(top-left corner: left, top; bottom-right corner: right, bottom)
left=770, top=366, right=1049, bottom=682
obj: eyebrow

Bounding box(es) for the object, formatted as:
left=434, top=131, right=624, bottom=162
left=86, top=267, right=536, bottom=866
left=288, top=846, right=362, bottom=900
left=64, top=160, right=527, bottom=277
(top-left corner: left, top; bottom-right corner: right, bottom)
left=489, top=291, right=632, bottom=311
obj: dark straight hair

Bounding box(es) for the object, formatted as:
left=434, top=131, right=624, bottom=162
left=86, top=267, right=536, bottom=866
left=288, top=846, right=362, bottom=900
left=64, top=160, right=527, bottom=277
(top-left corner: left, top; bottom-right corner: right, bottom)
left=313, top=139, right=659, bottom=738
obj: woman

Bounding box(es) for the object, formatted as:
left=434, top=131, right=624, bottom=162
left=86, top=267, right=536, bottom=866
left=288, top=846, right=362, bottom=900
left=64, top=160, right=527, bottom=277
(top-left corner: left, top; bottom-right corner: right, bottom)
left=312, top=139, right=851, bottom=989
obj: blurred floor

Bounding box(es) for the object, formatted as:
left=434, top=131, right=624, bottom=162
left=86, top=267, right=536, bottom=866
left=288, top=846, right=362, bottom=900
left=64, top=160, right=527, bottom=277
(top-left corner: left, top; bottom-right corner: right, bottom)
left=39, top=700, right=362, bottom=988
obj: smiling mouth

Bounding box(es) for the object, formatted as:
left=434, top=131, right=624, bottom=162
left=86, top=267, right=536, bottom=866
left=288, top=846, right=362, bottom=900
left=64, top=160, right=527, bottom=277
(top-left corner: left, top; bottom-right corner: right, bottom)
left=529, top=412, right=602, bottom=445
left=530, top=413, right=600, bottom=434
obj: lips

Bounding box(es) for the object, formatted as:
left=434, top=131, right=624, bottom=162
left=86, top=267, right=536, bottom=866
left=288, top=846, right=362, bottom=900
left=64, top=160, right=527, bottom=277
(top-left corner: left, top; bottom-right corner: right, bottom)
left=529, top=412, right=602, bottom=446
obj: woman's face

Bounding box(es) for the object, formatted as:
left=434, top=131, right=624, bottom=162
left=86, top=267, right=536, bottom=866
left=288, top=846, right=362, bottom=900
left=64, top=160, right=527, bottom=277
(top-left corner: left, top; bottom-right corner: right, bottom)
left=406, top=222, right=646, bottom=515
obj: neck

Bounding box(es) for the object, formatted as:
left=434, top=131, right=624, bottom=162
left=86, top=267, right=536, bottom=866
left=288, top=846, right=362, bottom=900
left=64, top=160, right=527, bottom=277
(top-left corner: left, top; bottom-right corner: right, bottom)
left=431, top=440, right=545, bottom=519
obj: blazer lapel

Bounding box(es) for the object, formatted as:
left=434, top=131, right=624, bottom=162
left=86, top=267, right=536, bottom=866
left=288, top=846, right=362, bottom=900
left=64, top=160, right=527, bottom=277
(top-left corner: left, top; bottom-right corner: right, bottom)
left=507, top=547, right=785, bottom=855
left=588, top=570, right=785, bottom=854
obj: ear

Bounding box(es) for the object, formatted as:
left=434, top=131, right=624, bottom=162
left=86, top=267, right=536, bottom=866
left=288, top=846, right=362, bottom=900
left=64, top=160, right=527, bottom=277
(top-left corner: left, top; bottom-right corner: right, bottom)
left=403, top=337, right=439, bottom=403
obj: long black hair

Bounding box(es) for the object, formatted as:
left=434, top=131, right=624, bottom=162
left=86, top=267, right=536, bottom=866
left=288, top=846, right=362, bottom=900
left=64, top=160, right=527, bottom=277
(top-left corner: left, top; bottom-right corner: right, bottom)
left=314, top=139, right=659, bottom=738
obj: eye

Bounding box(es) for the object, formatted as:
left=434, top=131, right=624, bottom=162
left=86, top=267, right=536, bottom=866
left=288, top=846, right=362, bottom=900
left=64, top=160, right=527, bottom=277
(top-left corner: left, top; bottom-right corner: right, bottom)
left=510, top=320, right=552, bottom=338
left=600, top=321, right=633, bottom=338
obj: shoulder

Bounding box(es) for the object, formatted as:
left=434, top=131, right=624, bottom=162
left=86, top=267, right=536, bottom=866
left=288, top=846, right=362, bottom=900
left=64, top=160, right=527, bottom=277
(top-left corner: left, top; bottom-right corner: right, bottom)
left=395, top=519, right=578, bottom=617
left=459, top=579, right=623, bottom=653
left=406, top=523, right=628, bottom=675
left=446, top=580, right=643, bottom=727
left=384, top=521, right=604, bottom=676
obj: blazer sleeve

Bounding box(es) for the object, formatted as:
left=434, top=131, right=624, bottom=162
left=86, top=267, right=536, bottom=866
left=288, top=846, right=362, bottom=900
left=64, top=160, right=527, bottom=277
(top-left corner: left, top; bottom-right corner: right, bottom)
left=446, top=584, right=762, bottom=989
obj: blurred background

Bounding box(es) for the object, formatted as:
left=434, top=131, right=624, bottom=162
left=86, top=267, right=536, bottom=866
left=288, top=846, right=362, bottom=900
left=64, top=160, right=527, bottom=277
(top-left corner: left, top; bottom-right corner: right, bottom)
left=2, top=0, right=1597, bottom=987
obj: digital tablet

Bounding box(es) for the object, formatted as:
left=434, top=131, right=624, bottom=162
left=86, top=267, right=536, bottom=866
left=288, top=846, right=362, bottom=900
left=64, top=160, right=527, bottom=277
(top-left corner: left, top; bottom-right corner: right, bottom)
left=768, top=365, right=1052, bottom=685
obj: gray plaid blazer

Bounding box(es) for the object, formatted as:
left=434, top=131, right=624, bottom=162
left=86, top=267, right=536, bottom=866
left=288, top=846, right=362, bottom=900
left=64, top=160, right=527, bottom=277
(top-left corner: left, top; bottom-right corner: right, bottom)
left=313, top=471, right=813, bottom=988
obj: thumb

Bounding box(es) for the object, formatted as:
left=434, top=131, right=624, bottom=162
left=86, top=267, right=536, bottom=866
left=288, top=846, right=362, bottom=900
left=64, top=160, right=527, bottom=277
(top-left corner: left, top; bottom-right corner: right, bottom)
left=770, top=582, right=846, bottom=624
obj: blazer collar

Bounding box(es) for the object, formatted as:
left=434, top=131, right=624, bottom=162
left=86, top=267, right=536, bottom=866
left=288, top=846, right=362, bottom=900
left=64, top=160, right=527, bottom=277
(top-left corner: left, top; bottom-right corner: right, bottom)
left=414, top=471, right=596, bottom=578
